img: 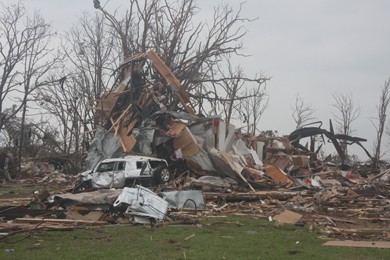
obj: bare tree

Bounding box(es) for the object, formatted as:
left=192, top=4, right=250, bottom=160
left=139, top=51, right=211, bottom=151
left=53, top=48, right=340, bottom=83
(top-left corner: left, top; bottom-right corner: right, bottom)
left=35, top=71, right=89, bottom=173
left=238, top=83, right=269, bottom=135
left=332, top=92, right=361, bottom=136
left=0, top=2, right=60, bottom=171
left=60, top=12, right=117, bottom=129
left=331, top=92, right=361, bottom=159
left=291, top=93, right=317, bottom=128
left=195, top=56, right=268, bottom=124
left=19, top=16, right=61, bottom=170
left=28, top=10, right=118, bottom=174
left=0, top=2, right=38, bottom=129
left=219, top=65, right=246, bottom=125
left=371, top=78, right=390, bottom=165
left=93, top=0, right=269, bottom=116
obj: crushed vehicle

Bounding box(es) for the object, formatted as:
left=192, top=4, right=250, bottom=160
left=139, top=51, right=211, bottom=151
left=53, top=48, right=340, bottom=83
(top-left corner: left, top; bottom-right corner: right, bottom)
left=73, top=155, right=171, bottom=192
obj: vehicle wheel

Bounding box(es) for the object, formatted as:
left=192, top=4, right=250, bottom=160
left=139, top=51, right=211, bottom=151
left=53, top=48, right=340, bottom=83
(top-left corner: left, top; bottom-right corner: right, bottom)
left=153, top=165, right=171, bottom=184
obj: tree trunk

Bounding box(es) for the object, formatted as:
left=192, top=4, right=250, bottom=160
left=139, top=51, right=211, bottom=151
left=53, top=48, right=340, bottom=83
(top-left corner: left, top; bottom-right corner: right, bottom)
left=18, top=99, right=28, bottom=173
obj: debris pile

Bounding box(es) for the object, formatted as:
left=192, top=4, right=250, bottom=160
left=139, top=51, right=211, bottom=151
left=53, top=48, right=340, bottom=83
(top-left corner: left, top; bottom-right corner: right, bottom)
left=1, top=51, right=390, bottom=246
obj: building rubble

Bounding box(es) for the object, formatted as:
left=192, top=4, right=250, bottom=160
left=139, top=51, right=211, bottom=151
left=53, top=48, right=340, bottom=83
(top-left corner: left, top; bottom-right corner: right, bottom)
left=1, top=51, right=390, bottom=244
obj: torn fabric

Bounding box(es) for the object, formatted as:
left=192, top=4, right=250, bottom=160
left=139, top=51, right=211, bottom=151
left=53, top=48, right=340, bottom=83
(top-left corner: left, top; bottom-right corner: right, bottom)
left=54, top=189, right=122, bottom=204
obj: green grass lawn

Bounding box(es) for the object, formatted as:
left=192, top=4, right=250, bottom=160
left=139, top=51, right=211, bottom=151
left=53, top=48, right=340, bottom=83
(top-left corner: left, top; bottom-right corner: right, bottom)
left=0, top=217, right=389, bottom=259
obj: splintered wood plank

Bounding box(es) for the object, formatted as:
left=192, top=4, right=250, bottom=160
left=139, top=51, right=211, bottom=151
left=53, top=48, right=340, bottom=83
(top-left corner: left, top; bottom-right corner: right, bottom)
left=146, top=50, right=196, bottom=115
left=173, top=127, right=199, bottom=158
left=170, top=121, right=187, bottom=135
left=181, top=144, right=200, bottom=159
left=323, top=241, right=390, bottom=249
left=120, top=134, right=137, bottom=153
left=107, top=103, right=133, bottom=133
left=220, top=152, right=255, bottom=192
left=370, top=168, right=390, bottom=180
left=117, top=132, right=127, bottom=152
left=270, top=155, right=290, bottom=170
left=79, top=129, right=97, bottom=135
left=118, top=111, right=136, bottom=153
left=96, top=66, right=132, bottom=124
left=68, top=210, right=103, bottom=222
left=173, top=127, right=194, bottom=149
left=110, top=117, right=119, bottom=137
left=123, top=52, right=149, bottom=63
left=265, top=165, right=288, bottom=183
left=137, top=90, right=153, bottom=107
left=126, top=116, right=139, bottom=135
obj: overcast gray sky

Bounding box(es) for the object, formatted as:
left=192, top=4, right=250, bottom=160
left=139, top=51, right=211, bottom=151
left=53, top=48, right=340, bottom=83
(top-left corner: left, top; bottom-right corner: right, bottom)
left=8, top=0, right=390, bottom=160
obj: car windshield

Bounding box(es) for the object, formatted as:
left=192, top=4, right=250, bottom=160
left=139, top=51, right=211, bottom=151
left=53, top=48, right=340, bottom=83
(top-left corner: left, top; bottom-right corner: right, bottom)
left=149, top=160, right=165, bottom=169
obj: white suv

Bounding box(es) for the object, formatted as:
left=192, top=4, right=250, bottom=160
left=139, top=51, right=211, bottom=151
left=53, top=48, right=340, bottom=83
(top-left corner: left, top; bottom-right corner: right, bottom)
left=73, top=156, right=171, bottom=192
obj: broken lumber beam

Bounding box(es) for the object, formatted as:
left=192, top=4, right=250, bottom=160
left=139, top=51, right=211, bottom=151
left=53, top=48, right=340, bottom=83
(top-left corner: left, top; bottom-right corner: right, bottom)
left=145, top=50, right=196, bottom=115
left=184, top=234, right=195, bottom=241
left=107, top=103, right=133, bottom=133
left=313, top=215, right=357, bottom=224
left=207, top=221, right=243, bottom=226
left=323, top=241, right=390, bottom=249
left=358, top=217, right=390, bottom=222
left=370, top=168, right=390, bottom=180
left=203, top=192, right=302, bottom=201
left=220, top=152, right=255, bottom=192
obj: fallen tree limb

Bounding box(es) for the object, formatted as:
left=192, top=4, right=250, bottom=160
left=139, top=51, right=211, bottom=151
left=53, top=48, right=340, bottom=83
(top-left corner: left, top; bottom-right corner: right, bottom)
left=207, top=221, right=243, bottom=227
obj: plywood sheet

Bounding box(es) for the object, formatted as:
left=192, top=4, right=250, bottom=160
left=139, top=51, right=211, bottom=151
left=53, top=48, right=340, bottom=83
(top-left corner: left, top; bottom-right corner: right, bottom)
left=270, top=155, right=290, bottom=170
left=174, top=127, right=199, bottom=158
left=120, top=134, right=137, bottom=153
left=265, top=165, right=288, bottom=183
left=68, top=210, right=103, bottom=222
left=116, top=113, right=137, bottom=152
left=126, top=115, right=139, bottom=135
left=181, top=144, right=201, bottom=159
left=174, top=127, right=193, bottom=149
left=273, top=210, right=302, bottom=224
left=171, top=121, right=187, bottom=135
left=323, top=241, right=390, bottom=249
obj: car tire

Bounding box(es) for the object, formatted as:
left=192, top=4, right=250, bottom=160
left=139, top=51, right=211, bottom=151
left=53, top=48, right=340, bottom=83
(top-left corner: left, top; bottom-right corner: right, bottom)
left=153, top=165, right=171, bottom=184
